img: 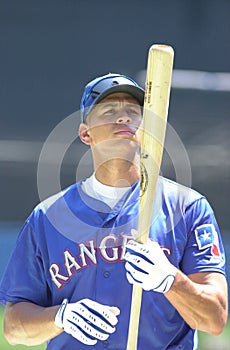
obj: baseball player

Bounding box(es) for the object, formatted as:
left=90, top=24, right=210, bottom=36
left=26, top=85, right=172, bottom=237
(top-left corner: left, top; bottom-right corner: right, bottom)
left=0, top=73, right=228, bottom=349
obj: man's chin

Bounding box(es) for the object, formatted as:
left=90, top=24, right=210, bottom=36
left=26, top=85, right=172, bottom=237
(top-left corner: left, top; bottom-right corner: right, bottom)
left=109, top=137, right=140, bottom=153
left=92, top=138, right=140, bottom=162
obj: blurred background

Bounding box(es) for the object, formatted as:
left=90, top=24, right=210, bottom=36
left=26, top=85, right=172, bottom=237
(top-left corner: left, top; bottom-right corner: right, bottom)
left=0, top=0, right=229, bottom=349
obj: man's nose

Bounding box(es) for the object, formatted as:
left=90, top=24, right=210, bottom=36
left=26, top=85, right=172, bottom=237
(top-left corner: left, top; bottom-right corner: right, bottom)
left=116, top=112, right=131, bottom=124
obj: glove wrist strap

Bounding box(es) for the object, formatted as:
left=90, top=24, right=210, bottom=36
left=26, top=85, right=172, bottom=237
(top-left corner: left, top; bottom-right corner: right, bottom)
left=54, top=298, right=68, bottom=328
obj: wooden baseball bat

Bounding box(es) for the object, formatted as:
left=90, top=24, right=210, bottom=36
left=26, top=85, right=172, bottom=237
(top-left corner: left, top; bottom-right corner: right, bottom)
left=126, top=44, right=174, bottom=349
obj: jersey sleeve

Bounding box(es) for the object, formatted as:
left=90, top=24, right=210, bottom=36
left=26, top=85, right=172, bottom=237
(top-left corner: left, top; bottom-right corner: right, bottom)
left=180, top=197, right=226, bottom=276
left=0, top=218, right=51, bottom=306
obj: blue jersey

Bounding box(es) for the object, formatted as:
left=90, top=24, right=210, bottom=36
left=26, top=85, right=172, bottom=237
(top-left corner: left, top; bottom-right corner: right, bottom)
left=0, top=177, right=226, bottom=349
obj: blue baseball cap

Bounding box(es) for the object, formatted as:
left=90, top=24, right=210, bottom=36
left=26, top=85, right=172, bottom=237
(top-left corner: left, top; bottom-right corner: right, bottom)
left=80, top=73, right=145, bottom=122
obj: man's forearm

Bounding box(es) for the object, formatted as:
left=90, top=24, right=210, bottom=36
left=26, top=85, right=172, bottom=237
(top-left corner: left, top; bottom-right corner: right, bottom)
left=4, top=302, right=63, bottom=346
left=165, top=271, right=228, bottom=336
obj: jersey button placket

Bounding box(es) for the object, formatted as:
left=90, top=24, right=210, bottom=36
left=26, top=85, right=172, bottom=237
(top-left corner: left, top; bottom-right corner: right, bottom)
left=103, top=340, right=109, bottom=348
left=103, top=271, right=110, bottom=278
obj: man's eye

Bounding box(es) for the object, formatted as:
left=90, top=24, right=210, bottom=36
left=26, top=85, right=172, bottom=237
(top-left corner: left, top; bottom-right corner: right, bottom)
left=127, top=109, right=142, bottom=117
left=128, top=109, right=138, bottom=114
left=103, top=109, right=116, bottom=116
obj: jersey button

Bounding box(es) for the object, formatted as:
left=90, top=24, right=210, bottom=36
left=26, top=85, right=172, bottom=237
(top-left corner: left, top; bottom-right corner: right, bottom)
left=103, top=271, right=110, bottom=278
left=103, top=340, right=109, bottom=347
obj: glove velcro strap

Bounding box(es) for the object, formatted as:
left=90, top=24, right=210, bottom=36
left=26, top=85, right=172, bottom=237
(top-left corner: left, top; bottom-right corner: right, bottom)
left=54, top=298, right=68, bottom=328
left=153, top=274, right=175, bottom=293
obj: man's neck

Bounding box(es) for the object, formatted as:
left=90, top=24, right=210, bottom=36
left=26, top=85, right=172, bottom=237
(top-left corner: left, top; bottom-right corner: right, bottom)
left=94, top=160, right=139, bottom=187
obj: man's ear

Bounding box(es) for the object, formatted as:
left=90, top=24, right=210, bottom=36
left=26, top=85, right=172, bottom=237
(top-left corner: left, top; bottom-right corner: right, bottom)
left=78, top=123, right=92, bottom=145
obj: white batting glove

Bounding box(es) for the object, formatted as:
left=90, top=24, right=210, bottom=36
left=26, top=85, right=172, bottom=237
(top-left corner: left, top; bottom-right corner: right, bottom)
left=54, top=298, right=120, bottom=345
left=125, top=239, right=177, bottom=293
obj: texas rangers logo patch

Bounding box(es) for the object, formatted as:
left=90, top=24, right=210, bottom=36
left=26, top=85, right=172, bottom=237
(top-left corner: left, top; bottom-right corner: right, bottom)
left=195, top=224, right=221, bottom=258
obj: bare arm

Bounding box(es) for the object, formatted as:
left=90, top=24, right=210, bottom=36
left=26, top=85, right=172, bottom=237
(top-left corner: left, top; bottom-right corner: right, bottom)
left=4, top=302, right=63, bottom=346
left=4, top=299, right=120, bottom=347
left=165, top=271, right=228, bottom=336
left=125, top=239, right=228, bottom=336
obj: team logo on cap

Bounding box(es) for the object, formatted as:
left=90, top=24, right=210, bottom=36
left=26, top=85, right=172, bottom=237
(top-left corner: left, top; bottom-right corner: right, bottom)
left=195, top=224, right=221, bottom=258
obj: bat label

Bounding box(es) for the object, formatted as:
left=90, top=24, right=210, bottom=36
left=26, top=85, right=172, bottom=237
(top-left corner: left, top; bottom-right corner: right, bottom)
left=140, top=162, right=148, bottom=197
left=145, top=81, right=152, bottom=104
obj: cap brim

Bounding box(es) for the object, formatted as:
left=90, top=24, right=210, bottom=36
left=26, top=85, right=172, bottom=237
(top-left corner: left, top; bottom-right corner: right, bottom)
left=95, top=84, right=145, bottom=106
left=85, top=85, right=145, bottom=119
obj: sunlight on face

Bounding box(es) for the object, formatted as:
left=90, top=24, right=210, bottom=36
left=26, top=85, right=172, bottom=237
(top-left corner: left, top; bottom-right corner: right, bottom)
left=83, top=93, right=143, bottom=163
left=86, top=93, right=142, bottom=128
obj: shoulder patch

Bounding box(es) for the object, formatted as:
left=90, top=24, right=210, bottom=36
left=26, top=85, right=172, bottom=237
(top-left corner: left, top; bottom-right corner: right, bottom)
left=194, top=224, right=221, bottom=258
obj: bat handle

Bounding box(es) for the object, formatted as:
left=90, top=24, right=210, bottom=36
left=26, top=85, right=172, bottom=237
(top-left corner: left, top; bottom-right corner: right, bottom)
left=126, top=285, right=143, bottom=349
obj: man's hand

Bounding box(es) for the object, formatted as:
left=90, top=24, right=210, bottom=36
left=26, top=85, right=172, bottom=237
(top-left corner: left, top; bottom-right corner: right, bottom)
left=125, top=239, right=177, bottom=293
left=54, top=298, right=120, bottom=345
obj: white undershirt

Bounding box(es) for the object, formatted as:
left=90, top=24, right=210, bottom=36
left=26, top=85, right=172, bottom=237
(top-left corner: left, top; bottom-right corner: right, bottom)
left=81, top=173, right=131, bottom=208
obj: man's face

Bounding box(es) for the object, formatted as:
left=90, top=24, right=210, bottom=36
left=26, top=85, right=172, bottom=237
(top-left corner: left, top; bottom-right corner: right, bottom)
left=85, top=92, right=143, bottom=146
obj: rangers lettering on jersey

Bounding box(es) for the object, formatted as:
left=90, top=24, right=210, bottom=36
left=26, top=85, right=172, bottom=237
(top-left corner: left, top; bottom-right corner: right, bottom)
left=49, top=234, right=172, bottom=289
